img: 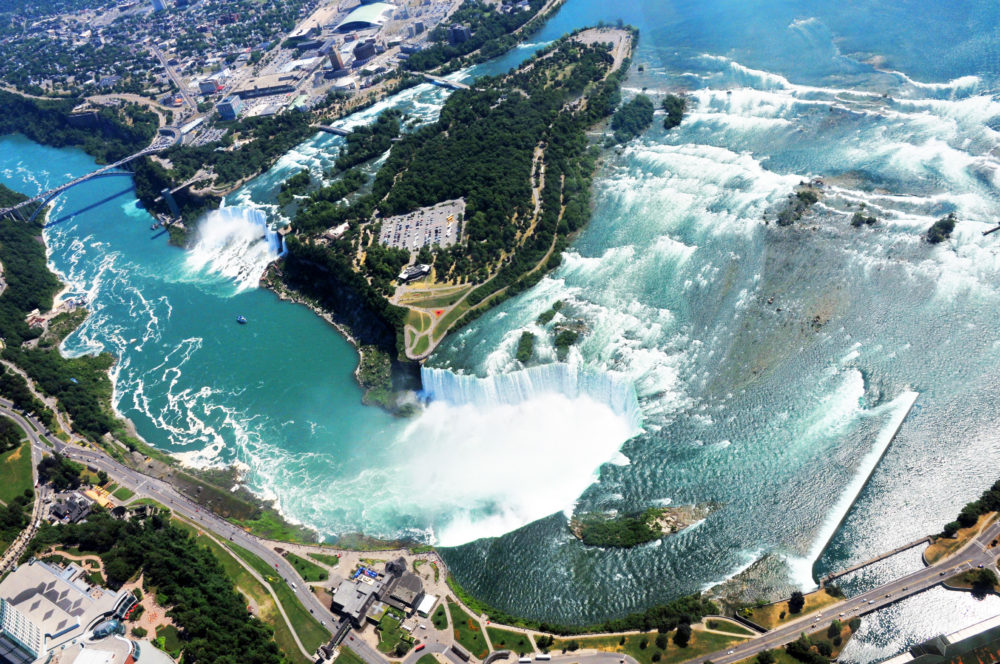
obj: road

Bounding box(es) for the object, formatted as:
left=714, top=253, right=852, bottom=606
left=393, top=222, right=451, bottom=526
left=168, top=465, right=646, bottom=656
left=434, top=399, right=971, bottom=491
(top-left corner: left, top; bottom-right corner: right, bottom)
left=0, top=399, right=335, bottom=658
left=152, top=45, right=195, bottom=109
left=695, top=521, right=1000, bottom=664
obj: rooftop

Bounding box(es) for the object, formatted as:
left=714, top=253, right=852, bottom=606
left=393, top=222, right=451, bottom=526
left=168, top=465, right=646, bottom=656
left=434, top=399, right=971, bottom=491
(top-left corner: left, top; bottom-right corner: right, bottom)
left=335, top=3, right=393, bottom=32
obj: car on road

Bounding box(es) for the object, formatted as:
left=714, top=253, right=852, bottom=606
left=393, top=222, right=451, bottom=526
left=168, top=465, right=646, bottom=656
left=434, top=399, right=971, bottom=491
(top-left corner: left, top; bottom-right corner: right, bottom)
left=868, top=600, right=874, bottom=604
left=727, top=651, right=734, bottom=655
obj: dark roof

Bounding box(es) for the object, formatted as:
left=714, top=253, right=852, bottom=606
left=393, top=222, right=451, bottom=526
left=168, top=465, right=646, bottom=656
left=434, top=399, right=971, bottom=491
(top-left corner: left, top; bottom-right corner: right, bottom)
left=390, top=572, right=423, bottom=606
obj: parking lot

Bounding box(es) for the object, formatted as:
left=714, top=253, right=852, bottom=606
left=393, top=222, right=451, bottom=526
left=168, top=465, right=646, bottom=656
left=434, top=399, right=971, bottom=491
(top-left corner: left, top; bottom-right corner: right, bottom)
left=378, top=199, right=464, bottom=251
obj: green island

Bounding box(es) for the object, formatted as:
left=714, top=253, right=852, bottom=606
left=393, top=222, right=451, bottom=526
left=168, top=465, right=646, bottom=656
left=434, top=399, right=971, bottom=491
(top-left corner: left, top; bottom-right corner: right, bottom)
left=662, top=94, right=687, bottom=130
left=926, top=211, right=957, bottom=244
left=278, top=27, right=635, bottom=371
left=610, top=93, right=655, bottom=143
left=570, top=504, right=715, bottom=548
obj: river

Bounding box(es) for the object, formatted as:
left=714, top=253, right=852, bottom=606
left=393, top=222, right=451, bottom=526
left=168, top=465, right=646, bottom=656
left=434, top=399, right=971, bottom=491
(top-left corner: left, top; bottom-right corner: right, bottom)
left=4, top=0, right=1000, bottom=658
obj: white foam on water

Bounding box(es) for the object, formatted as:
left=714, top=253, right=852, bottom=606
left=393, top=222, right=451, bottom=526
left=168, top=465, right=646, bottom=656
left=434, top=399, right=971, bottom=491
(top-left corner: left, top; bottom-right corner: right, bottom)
left=787, top=390, right=919, bottom=590
left=185, top=206, right=284, bottom=290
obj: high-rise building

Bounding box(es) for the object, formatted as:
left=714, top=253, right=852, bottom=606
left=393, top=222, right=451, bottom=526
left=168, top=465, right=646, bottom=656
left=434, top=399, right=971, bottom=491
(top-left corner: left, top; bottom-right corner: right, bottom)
left=150, top=0, right=165, bottom=12
left=217, top=95, right=243, bottom=120
left=329, top=49, right=346, bottom=71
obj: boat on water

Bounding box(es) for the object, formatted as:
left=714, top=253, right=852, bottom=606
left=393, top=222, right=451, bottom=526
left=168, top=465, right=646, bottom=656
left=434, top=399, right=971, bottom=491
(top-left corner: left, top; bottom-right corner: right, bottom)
left=236, top=315, right=247, bottom=324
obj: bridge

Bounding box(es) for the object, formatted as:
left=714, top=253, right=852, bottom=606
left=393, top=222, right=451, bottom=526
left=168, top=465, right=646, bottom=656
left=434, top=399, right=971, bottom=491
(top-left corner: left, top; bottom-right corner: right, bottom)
left=421, top=73, right=471, bottom=90
left=314, top=124, right=352, bottom=136
left=0, top=129, right=179, bottom=222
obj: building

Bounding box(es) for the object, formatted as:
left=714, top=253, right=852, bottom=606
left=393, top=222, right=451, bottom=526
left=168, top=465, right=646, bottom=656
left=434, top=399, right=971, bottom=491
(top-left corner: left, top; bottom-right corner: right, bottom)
left=0, top=560, right=137, bottom=664
left=448, top=24, right=472, bottom=44
left=330, top=559, right=426, bottom=626
left=352, top=39, right=377, bottom=64
left=217, top=95, right=242, bottom=120
left=397, top=264, right=431, bottom=283
left=335, top=3, right=393, bottom=32
left=149, top=0, right=164, bottom=11
left=198, top=79, right=218, bottom=95
left=415, top=594, right=438, bottom=618
left=882, top=615, right=1000, bottom=664
left=233, top=73, right=299, bottom=99
left=329, top=50, right=346, bottom=71
left=50, top=494, right=90, bottom=523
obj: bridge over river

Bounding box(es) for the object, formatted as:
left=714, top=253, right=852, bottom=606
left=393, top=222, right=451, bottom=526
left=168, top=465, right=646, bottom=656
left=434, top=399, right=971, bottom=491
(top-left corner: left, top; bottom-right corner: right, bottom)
left=0, top=128, right=179, bottom=222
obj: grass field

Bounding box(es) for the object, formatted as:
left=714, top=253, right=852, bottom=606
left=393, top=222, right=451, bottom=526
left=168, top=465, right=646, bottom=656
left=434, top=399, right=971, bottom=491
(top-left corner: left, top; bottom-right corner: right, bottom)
left=431, top=603, right=448, bottom=631
left=448, top=600, right=489, bottom=659
left=746, top=588, right=842, bottom=629
left=112, top=486, right=134, bottom=501
left=925, top=513, right=996, bottom=564
left=547, top=629, right=744, bottom=664
left=377, top=612, right=414, bottom=655
left=334, top=647, right=366, bottom=664
left=0, top=442, right=33, bottom=504
left=225, top=540, right=331, bottom=652
left=486, top=626, right=534, bottom=655
left=406, top=309, right=432, bottom=333
left=704, top=619, right=754, bottom=636
left=432, top=301, right=470, bottom=341
left=308, top=552, right=341, bottom=567
left=286, top=551, right=328, bottom=582
left=171, top=520, right=312, bottom=664
left=129, top=497, right=169, bottom=511
left=416, top=655, right=438, bottom=664
left=401, top=286, right=470, bottom=309
left=156, top=625, right=182, bottom=658
left=412, top=334, right=431, bottom=356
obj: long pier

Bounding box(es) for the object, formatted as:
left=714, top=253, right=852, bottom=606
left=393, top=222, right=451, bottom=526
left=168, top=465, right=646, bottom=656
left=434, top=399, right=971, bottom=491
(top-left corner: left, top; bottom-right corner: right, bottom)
left=820, top=536, right=933, bottom=586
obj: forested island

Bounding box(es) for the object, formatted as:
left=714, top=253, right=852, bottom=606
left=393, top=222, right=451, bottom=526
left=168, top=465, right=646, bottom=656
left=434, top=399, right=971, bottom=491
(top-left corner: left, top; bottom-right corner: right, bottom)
left=275, top=27, right=636, bottom=369
left=570, top=504, right=716, bottom=548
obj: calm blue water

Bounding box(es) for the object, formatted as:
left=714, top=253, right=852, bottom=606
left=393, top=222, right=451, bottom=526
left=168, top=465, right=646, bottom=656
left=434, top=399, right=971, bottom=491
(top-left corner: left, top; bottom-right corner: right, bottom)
left=5, top=0, right=1000, bottom=658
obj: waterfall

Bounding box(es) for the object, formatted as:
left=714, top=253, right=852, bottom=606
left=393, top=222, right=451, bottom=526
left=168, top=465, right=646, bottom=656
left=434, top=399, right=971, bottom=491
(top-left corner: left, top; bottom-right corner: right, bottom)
left=186, top=206, right=286, bottom=290
left=420, top=363, right=644, bottom=432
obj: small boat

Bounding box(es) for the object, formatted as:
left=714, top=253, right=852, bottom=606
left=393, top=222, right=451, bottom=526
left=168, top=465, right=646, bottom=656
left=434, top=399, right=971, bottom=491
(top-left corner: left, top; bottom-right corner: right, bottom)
left=236, top=315, right=247, bottom=325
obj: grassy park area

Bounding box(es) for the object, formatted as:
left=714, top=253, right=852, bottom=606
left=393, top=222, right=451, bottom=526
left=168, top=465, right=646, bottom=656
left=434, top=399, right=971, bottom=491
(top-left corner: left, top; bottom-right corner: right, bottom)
left=704, top=619, right=754, bottom=636
left=0, top=442, right=33, bottom=504
left=925, top=512, right=996, bottom=564
left=112, top=486, right=134, bottom=501
left=545, top=628, right=744, bottom=664
left=309, top=552, right=341, bottom=567
left=486, top=626, right=534, bottom=655
left=432, top=603, right=448, bottom=631
left=377, top=611, right=414, bottom=655
left=744, top=589, right=841, bottom=629
left=334, top=647, right=366, bottom=664
left=286, top=551, right=328, bottom=582
left=448, top=600, right=489, bottom=659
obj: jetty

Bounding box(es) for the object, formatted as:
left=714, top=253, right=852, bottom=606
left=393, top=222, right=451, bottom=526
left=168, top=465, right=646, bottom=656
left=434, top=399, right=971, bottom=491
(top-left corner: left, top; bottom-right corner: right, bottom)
left=819, top=536, right=933, bottom=587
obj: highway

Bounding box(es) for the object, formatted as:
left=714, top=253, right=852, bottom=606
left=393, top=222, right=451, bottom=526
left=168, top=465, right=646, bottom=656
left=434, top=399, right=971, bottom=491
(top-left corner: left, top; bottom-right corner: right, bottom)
left=3, top=395, right=997, bottom=664
left=0, top=399, right=336, bottom=658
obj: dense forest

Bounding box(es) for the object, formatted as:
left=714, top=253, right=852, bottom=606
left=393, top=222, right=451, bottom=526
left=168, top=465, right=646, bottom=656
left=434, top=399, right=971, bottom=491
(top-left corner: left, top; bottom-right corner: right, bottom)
left=610, top=94, right=654, bottom=143
left=571, top=508, right=663, bottom=548
left=0, top=91, right=158, bottom=164
left=26, top=510, right=283, bottom=664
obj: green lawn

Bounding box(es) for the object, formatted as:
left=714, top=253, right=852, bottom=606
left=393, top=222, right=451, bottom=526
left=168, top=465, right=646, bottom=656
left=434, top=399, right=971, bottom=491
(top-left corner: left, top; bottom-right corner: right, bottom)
left=286, top=551, right=328, bottom=582
left=547, top=628, right=745, bottom=664
left=308, top=552, right=341, bottom=567
left=377, top=612, right=414, bottom=655
left=112, top=486, right=134, bottom=501
left=0, top=442, right=33, bottom=504
left=156, top=625, right=182, bottom=658
left=412, top=334, right=431, bottom=356
left=431, top=604, right=448, bottom=631
left=129, top=497, right=169, bottom=511
left=704, top=619, right=754, bottom=636
left=334, top=646, right=367, bottom=664
left=225, top=540, right=331, bottom=652
left=170, top=519, right=312, bottom=664
left=432, top=301, right=470, bottom=342
left=416, top=655, right=438, bottom=664
left=448, top=601, right=489, bottom=659
left=486, top=626, right=534, bottom=655
left=402, top=286, right=470, bottom=309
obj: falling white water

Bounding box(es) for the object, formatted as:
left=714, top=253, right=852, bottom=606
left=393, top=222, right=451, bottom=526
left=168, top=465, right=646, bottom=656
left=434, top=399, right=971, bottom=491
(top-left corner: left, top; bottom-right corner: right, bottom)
left=186, top=207, right=285, bottom=290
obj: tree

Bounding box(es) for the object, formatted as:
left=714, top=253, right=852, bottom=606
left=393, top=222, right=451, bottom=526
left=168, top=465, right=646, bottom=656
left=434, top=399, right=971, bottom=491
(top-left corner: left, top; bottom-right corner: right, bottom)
left=848, top=618, right=861, bottom=632
left=639, top=638, right=648, bottom=649
left=662, top=94, right=686, bottom=130
left=757, top=650, right=776, bottom=664
left=655, top=634, right=668, bottom=650
left=827, top=619, right=842, bottom=639
left=969, top=568, right=998, bottom=600
left=816, top=642, right=832, bottom=657
left=788, top=590, right=805, bottom=614
left=567, top=640, right=579, bottom=652
left=673, top=624, right=691, bottom=648
left=942, top=521, right=961, bottom=537
left=97, top=470, right=109, bottom=485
